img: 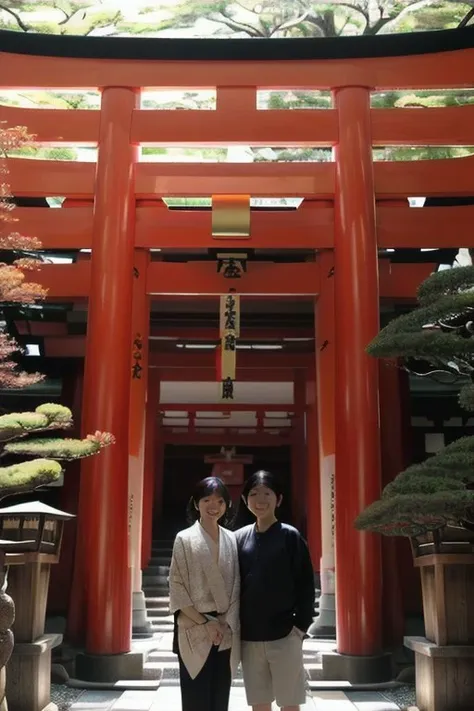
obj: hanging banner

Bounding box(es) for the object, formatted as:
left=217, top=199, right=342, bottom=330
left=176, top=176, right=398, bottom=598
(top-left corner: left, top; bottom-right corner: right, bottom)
left=220, top=334, right=236, bottom=380
left=218, top=293, right=240, bottom=400
left=219, top=293, right=240, bottom=337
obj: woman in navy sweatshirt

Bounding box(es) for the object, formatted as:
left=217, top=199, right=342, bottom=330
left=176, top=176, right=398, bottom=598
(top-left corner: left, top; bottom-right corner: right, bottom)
left=235, top=470, right=315, bottom=711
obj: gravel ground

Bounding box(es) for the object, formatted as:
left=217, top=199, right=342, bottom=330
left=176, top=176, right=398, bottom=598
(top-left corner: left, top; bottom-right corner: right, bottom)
left=51, top=684, right=84, bottom=711
left=382, top=684, right=416, bottom=709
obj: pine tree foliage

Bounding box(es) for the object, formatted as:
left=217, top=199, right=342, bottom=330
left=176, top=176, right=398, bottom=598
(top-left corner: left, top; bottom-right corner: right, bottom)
left=355, top=268, right=474, bottom=538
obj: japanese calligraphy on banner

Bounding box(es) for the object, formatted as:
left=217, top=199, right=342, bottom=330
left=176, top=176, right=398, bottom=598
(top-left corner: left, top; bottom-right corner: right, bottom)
left=219, top=293, right=240, bottom=337
left=218, top=293, right=240, bottom=400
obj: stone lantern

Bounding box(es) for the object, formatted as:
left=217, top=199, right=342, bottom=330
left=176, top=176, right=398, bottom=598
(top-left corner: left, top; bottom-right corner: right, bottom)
left=0, top=501, right=74, bottom=711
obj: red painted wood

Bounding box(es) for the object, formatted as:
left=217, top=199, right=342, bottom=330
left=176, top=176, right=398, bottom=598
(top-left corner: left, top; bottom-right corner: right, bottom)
left=73, top=88, right=138, bottom=655
left=334, top=87, right=383, bottom=656
left=305, top=379, right=321, bottom=569
left=141, top=375, right=160, bottom=570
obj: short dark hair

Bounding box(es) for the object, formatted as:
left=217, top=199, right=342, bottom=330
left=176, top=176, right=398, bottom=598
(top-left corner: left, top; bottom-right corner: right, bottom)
left=241, top=470, right=284, bottom=503
left=186, top=476, right=234, bottom=526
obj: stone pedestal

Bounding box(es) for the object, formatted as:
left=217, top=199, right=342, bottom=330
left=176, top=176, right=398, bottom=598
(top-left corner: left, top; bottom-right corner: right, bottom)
left=132, top=591, right=153, bottom=639
left=75, top=651, right=144, bottom=682
left=322, top=650, right=392, bottom=683
left=7, top=560, right=51, bottom=642
left=6, top=633, right=62, bottom=711
left=6, top=557, right=63, bottom=711
left=309, top=592, right=336, bottom=638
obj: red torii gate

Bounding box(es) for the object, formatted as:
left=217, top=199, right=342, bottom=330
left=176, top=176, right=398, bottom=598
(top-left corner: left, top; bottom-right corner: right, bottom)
left=1, top=32, right=473, bottom=682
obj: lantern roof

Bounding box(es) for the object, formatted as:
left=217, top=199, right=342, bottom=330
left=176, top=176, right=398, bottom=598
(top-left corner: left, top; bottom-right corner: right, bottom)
left=0, top=501, right=75, bottom=520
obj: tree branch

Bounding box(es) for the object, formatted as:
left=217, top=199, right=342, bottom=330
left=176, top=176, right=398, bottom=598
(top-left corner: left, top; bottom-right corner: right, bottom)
left=381, top=0, right=474, bottom=32
left=0, top=4, right=30, bottom=32
left=275, top=10, right=311, bottom=33
left=217, top=9, right=264, bottom=37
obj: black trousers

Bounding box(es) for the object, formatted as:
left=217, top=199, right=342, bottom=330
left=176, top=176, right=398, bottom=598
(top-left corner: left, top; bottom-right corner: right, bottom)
left=178, top=645, right=231, bottom=711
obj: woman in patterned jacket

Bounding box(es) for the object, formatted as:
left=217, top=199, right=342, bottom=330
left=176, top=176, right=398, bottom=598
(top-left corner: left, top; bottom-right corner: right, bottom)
left=169, top=476, right=240, bottom=711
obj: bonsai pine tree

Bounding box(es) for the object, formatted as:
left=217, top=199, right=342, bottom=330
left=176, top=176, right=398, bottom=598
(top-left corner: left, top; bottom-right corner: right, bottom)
left=0, top=123, right=114, bottom=496
left=355, top=265, right=474, bottom=540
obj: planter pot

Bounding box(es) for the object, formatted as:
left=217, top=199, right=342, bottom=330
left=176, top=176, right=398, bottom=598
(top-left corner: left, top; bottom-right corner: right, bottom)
left=406, top=537, right=474, bottom=710
left=415, top=552, right=474, bottom=646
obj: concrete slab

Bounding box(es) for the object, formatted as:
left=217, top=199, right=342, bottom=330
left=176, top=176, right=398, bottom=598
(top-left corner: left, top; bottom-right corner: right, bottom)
left=345, top=691, right=399, bottom=710
left=311, top=691, right=355, bottom=710
left=70, top=690, right=122, bottom=710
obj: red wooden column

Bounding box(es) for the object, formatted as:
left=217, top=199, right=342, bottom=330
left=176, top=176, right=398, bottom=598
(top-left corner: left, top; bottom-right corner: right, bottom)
left=379, top=360, right=412, bottom=646
left=129, top=249, right=153, bottom=637
left=309, top=251, right=336, bottom=637
left=141, top=371, right=160, bottom=570
left=291, top=371, right=307, bottom=531
left=305, top=375, right=321, bottom=570
left=331, top=86, right=385, bottom=677
left=153, top=422, right=165, bottom=530
left=74, top=87, right=141, bottom=681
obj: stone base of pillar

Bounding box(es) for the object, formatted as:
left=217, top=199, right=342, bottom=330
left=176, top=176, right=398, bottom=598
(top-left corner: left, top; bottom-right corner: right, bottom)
left=308, top=593, right=336, bottom=638
left=132, top=591, right=154, bottom=639
left=75, top=651, right=144, bottom=682
left=322, top=651, right=392, bottom=684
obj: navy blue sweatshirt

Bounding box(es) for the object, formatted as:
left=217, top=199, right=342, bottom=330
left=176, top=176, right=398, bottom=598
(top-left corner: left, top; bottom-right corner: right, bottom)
left=236, top=522, right=315, bottom=642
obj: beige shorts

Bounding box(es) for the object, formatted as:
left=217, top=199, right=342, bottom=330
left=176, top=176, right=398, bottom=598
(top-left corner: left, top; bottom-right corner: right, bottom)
left=241, top=627, right=306, bottom=707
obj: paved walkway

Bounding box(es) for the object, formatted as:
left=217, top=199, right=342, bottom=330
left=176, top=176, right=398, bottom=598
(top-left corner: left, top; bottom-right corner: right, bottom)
left=63, top=632, right=411, bottom=710
left=69, top=688, right=402, bottom=710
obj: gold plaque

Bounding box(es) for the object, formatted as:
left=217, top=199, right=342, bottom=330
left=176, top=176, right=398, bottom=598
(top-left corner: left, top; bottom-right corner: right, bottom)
left=212, top=195, right=251, bottom=238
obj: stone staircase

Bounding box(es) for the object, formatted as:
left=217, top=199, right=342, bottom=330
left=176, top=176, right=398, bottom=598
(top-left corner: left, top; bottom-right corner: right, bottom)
left=143, top=539, right=175, bottom=636
left=142, top=539, right=327, bottom=686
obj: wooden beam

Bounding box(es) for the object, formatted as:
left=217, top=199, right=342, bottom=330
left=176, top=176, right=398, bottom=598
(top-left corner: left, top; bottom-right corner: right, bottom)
left=379, top=261, right=436, bottom=300
left=3, top=47, right=474, bottom=90
left=136, top=162, right=335, bottom=198
left=35, top=260, right=435, bottom=300
left=377, top=205, right=474, bottom=249
left=163, top=432, right=292, bottom=446
left=150, top=352, right=312, bottom=369
left=13, top=203, right=332, bottom=251
left=8, top=155, right=473, bottom=201
left=150, top=326, right=314, bottom=341
left=42, top=339, right=312, bottom=367
left=146, top=262, right=320, bottom=295
left=160, top=403, right=297, bottom=412
left=157, top=368, right=296, bottom=382
left=371, top=105, right=474, bottom=147
left=14, top=207, right=93, bottom=249
left=374, top=155, right=474, bottom=198
left=3, top=101, right=474, bottom=151
left=7, top=158, right=94, bottom=198
left=136, top=203, right=333, bottom=249
left=44, top=336, right=86, bottom=358
left=13, top=321, right=313, bottom=341
left=13, top=204, right=474, bottom=251
left=15, top=321, right=68, bottom=336
left=132, top=108, right=337, bottom=146
left=37, top=262, right=90, bottom=298
left=0, top=105, right=99, bottom=144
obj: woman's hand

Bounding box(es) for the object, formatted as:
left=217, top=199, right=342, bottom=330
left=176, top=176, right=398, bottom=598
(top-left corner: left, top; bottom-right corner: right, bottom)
left=206, top=620, right=223, bottom=646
